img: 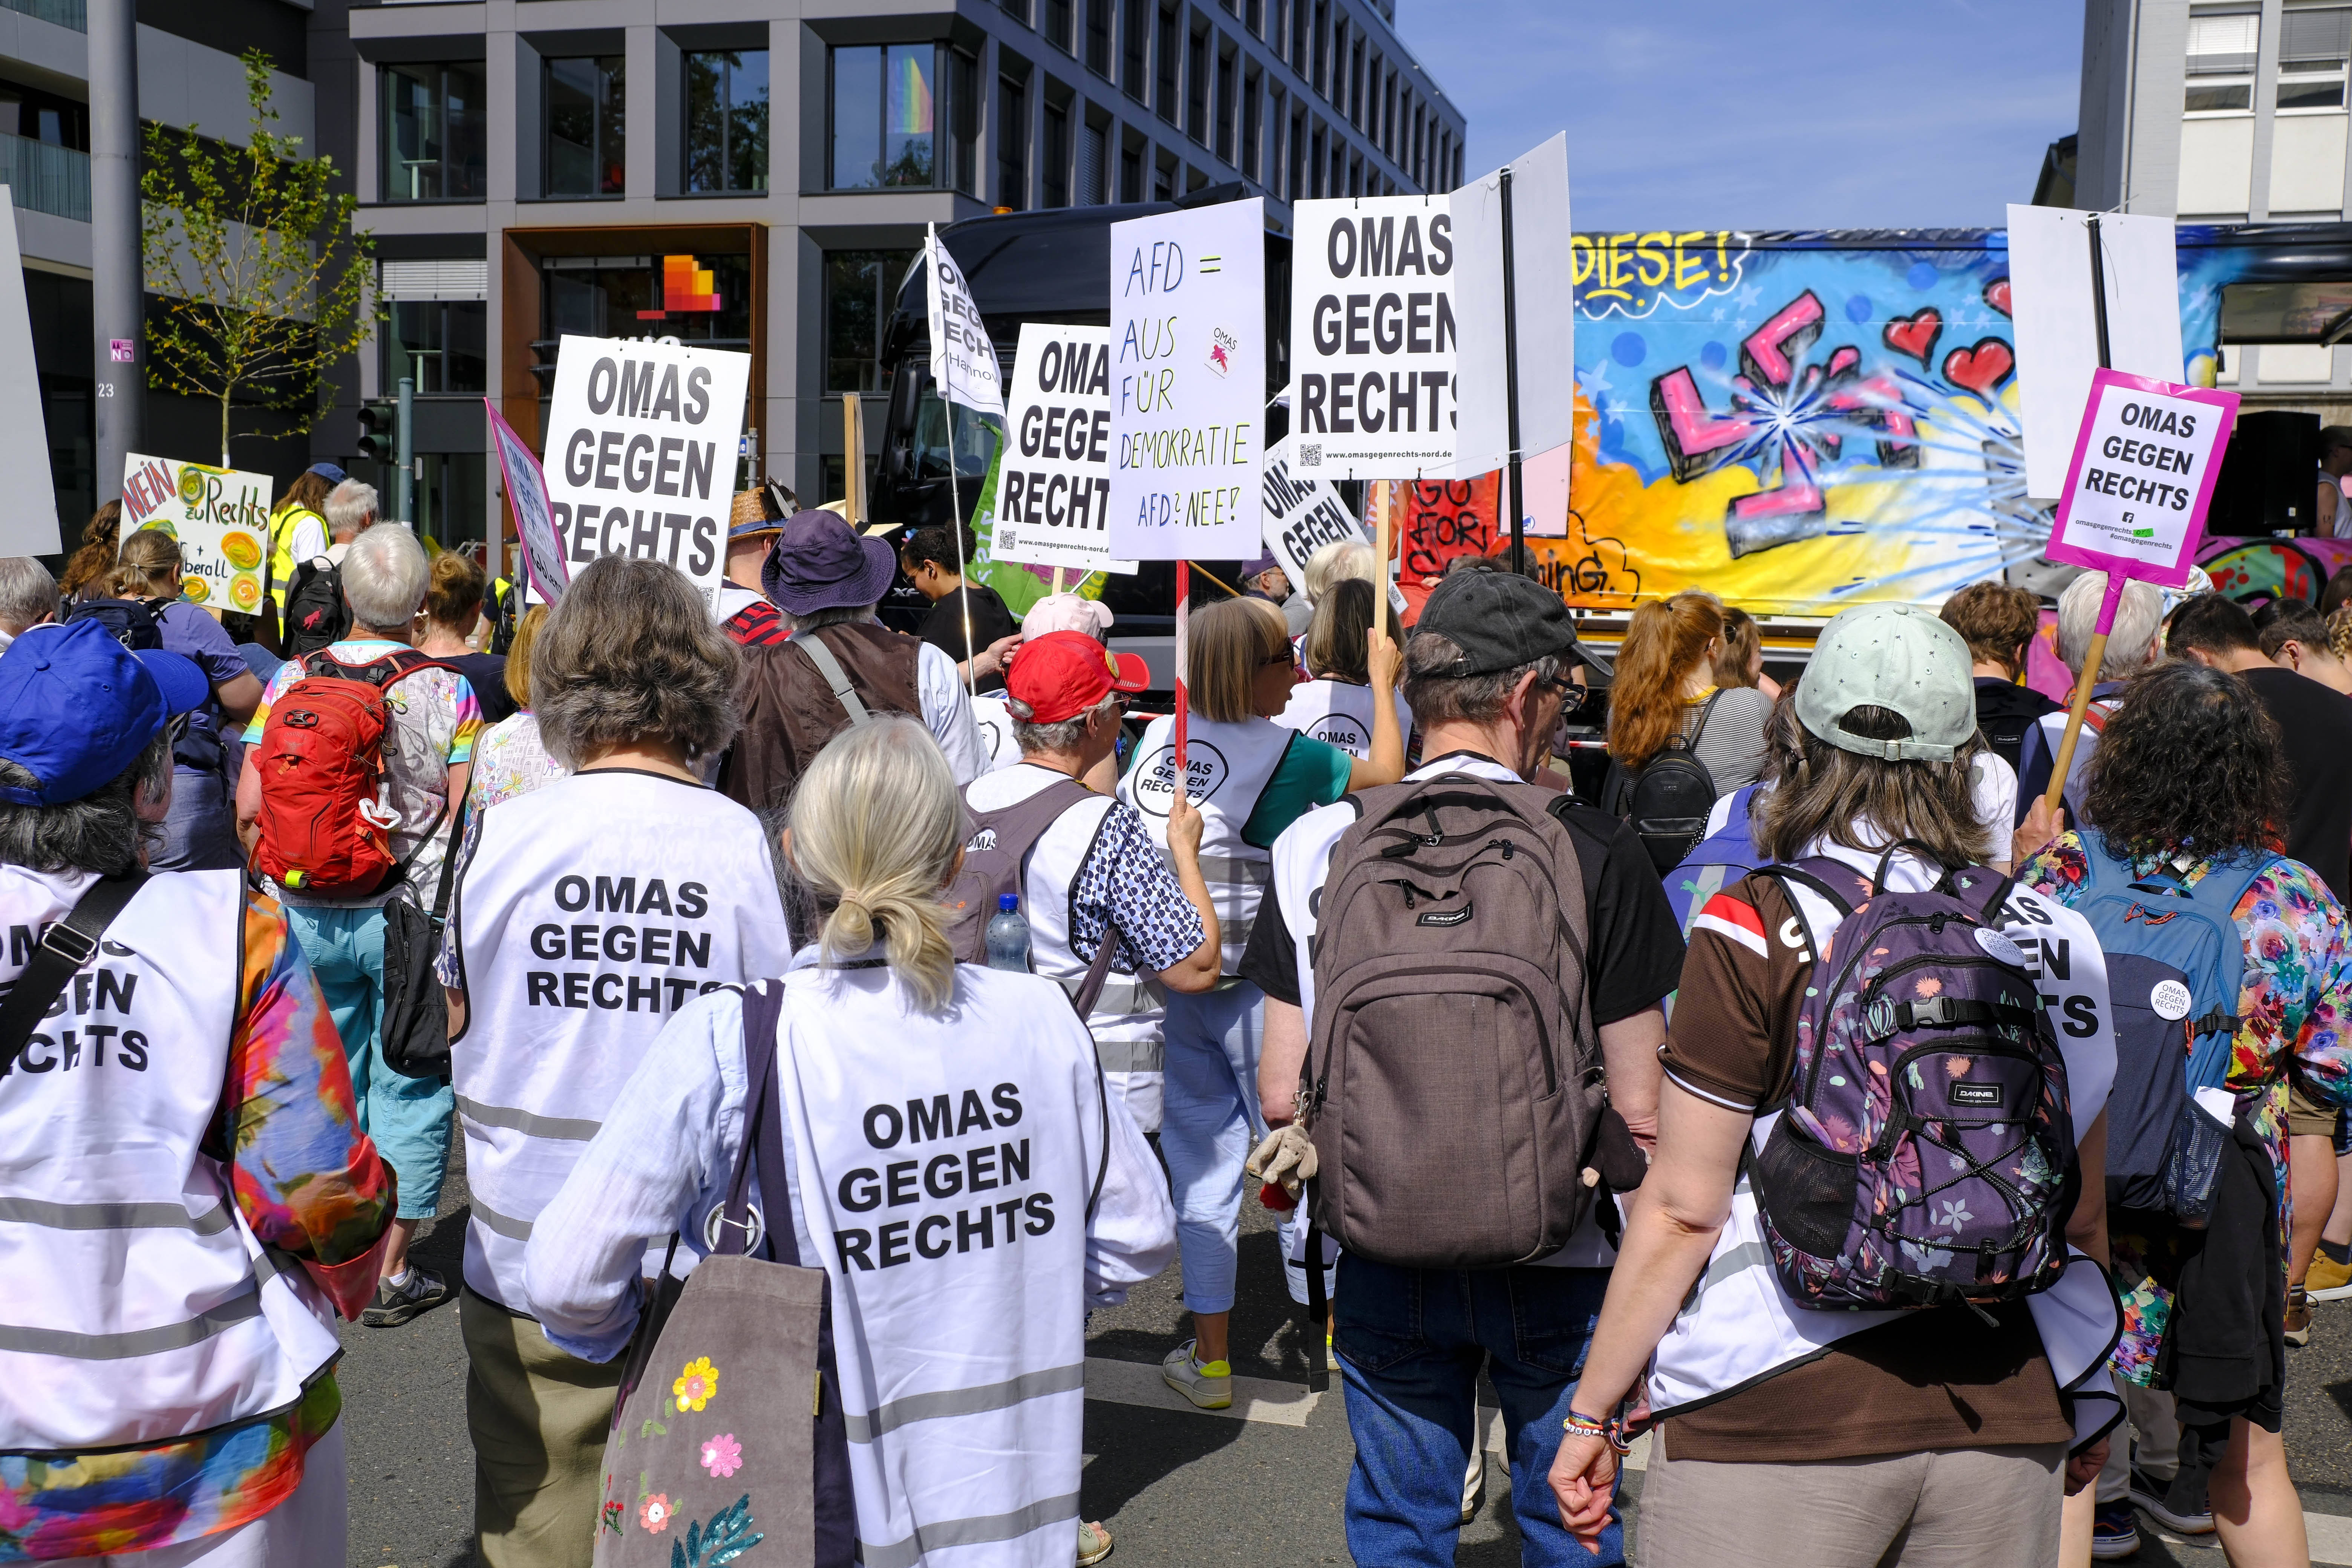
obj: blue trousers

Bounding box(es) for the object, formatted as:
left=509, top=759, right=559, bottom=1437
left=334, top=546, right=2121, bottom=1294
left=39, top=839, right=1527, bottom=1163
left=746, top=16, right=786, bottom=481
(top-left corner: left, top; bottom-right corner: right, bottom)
left=1158, top=982, right=1266, bottom=1316
left=1335, top=1254, right=1622, bottom=1568
left=286, top=903, right=452, bottom=1220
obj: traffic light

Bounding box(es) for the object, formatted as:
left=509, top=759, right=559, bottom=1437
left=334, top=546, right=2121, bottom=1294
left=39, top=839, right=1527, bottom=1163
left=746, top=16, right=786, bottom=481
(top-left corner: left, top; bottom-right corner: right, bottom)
left=356, top=401, right=394, bottom=464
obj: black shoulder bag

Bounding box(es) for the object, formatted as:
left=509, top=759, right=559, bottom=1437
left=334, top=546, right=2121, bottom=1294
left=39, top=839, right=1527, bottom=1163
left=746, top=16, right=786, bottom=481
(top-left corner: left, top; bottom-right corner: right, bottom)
left=380, top=801, right=468, bottom=1081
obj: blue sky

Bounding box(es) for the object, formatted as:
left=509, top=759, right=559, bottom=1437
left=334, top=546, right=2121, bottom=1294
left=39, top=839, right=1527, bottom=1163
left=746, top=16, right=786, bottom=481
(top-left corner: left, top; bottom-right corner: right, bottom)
left=1401, top=0, right=2084, bottom=232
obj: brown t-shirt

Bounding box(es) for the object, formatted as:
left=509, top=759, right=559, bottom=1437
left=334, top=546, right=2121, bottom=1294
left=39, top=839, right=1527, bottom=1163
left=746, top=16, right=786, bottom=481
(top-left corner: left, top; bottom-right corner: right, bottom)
left=1655, top=870, right=2073, bottom=1464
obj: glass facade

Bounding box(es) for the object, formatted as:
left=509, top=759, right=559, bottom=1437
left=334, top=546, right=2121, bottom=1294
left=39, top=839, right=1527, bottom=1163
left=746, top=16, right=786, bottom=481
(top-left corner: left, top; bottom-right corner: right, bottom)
left=830, top=44, right=937, bottom=189
left=685, top=50, right=769, bottom=193
left=383, top=300, right=487, bottom=394
left=545, top=55, right=624, bottom=197
left=381, top=62, right=487, bottom=201
left=824, top=248, right=916, bottom=392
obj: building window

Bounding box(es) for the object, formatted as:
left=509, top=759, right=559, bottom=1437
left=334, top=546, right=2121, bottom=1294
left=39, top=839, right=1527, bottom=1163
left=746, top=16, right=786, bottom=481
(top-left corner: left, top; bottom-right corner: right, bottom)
left=824, top=248, right=916, bottom=392
left=1290, top=0, right=1308, bottom=74
left=0, top=81, right=86, bottom=150
left=383, top=299, right=487, bottom=394
left=380, top=62, right=486, bottom=202
left=1120, top=136, right=1142, bottom=200
left=1240, top=69, right=1261, bottom=182
left=949, top=52, right=978, bottom=193
left=2280, top=7, right=2352, bottom=109
left=1349, top=37, right=1364, bottom=124
left=1046, top=0, right=1073, bottom=53
left=1215, top=46, right=1236, bottom=162
left=1124, top=0, right=1148, bottom=96
left=544, top=55, right=624, bottom=198
left=1002, top=0, right=1031, bottom=24
left=1087, top=0, right=1112, bottom=75
left=1043, top=98, right=1071, bottom=205
left=1155, top=147, right=1176, bottom=199
left=1246, top=0, right=1262, bottom=35
left=998, top=72, right=1029, bottom=207
left=2185, top=9, right=2259, bottom=112
left=1288, top=107, right=1306, bottom=199
left=688, top=50, right=769, bottom=191
left=829, top=44, right=940, bottom=189
left=1080, top=118, right=1106, bottom=203
left=1311, top=1, right=1328, bottom=95
left=1186, top=21, right=1208, bottom=142
left=1156, top=5, right=1180, bottom=120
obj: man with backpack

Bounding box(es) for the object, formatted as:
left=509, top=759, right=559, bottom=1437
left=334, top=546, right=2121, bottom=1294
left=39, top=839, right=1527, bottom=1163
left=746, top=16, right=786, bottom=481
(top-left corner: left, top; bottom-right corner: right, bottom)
left=1548, top=605, right=2122, bottom=1568
left=1240, top=571, right=1685, bottom=1566
left=237, top=523, right=483, bottom=1329
left=955, top=630, right=1222, bottom=1137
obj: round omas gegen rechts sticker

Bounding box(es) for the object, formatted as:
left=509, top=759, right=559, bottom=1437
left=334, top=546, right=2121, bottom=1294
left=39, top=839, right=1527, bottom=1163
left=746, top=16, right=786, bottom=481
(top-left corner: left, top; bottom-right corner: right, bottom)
left=2150, top=979, right=2193, bottom=1021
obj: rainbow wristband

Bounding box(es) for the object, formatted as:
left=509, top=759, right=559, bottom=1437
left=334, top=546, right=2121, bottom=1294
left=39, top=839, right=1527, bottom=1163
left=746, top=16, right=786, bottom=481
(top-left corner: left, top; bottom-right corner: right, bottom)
left=1562, top=1409, right=1634, bottom=1454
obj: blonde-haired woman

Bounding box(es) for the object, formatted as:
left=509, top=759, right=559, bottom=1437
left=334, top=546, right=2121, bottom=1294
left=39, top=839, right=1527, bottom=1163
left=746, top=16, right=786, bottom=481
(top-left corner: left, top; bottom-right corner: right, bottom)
left=465, top=605, right=565, bottom=811
left=1117, top=593, right=1401, bottom=1407
left=436, top=555, right=794, bottom=1565
left=527, top=717, right=1175, bottom=1568
left=1605, top=589, right=1771, bottom=805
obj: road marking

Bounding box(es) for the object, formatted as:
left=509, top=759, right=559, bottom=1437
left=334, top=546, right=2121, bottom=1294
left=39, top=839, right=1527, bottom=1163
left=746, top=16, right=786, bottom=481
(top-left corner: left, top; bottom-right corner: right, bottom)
left=1083, top=1357, right=1322, bottom=1426
left=2312, top=1509, right=2352, bottom=1565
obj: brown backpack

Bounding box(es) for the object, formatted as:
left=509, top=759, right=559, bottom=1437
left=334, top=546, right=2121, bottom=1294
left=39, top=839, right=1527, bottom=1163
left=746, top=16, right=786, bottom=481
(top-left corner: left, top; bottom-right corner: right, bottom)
left=1303, top=773, right=1605, bottom=1268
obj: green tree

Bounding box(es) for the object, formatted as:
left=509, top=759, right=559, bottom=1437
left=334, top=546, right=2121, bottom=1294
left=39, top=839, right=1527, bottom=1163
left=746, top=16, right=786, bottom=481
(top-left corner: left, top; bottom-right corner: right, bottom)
left=141, top=49, right=378, bottom=466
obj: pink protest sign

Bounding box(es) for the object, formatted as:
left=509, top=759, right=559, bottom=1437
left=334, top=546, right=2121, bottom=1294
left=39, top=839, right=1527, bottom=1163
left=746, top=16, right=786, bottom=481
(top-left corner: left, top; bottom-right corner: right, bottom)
left=2044, top=368, right=2238, bottom=596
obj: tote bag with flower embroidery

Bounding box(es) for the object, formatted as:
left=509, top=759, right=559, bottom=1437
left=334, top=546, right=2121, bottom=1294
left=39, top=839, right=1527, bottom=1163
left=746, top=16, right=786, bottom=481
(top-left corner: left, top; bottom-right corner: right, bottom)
left=594, top=980, right=855, bottom=1567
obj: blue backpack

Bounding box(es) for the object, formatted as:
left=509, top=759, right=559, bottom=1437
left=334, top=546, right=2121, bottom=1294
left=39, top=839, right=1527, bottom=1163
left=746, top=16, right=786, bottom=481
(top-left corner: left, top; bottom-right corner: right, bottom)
left=1664, top=783, right=1765, bottom=935
left=2072, top=834, right=2279, bottom=1218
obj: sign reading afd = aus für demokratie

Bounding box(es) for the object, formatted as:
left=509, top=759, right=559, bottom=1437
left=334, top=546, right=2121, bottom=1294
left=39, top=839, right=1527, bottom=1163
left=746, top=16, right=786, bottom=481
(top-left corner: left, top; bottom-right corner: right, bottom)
left=540, top=334, right=751, bottom=607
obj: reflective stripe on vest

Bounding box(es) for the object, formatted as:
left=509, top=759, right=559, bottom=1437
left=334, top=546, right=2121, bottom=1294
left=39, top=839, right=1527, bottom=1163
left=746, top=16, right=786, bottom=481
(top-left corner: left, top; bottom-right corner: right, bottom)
left=449, top=772, right=795, bottom=1311
left=1116, top=714, right=1293, bottom=974
left=0, top=867, right=342, bottom=1453
left=764, top=963, right=1103, bottom=1566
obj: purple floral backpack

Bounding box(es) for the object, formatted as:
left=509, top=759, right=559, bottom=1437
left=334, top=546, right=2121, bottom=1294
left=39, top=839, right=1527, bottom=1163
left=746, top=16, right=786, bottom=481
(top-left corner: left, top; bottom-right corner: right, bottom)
left=1749, top=844, right=2076, bottom=1312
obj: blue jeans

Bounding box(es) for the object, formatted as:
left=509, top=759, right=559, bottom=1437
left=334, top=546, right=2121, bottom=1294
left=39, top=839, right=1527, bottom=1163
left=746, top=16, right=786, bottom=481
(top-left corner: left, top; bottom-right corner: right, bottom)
left=1336, top=1254, right=1621, bottom=1568
left=286, top=903, right=452, bottom=1220
left=1159, top=982, right=1266, bottom=1316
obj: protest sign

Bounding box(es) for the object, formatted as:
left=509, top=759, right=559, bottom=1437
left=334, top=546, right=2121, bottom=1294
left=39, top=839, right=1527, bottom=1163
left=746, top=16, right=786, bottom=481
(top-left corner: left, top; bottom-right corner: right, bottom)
left=995, top=323, right=1137, bottom=576
left=0, top=192, right=53, bottom=554
left=118, top=454, right=272, bottom=614
left=2037, top=368, right=2238, bottom=808
left=2007, top=205, right=2182, bottom=501
left=1452, top=133, right=1574, bottom=482
left=486, top=399, right=566, bottom=604
left=1287, top=195, right=1456, bottom=479
left=1260, top=435, right=1403, bottom=616
left=541, top=335, right=749, bottom=609
left=926, top=224, right=1004, bottom=419
left=1107, top=197, right=1266, bottom=561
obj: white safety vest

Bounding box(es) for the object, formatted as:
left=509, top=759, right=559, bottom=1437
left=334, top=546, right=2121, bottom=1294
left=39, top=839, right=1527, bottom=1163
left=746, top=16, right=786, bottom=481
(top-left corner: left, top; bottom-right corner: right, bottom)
left=967, top=764, right=1168, bottom=1135
left=970, top=695, right=1022, bottom=773
left=0, top=868, right=343, bottom=1453
left=764, top=962, right=1112, bottom=1568
left=1274, top=678, right=1406, bottom=761
left=1648, top=852, right=2123, bottom=1446
left=1117, top=714, right=1296, bottom=974
left=450, top=771, right=795, bottom=1311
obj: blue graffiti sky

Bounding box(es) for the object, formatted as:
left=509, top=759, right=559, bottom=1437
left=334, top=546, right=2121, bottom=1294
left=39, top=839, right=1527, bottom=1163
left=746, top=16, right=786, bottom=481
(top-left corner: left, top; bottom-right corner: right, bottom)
left=1406, top=0, right=2082, bottom=231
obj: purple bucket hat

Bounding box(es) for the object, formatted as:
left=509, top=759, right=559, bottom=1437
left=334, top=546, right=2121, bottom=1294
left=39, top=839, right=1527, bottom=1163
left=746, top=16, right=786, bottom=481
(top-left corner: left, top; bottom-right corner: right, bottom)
left=761, top=509, right=901, bottom=616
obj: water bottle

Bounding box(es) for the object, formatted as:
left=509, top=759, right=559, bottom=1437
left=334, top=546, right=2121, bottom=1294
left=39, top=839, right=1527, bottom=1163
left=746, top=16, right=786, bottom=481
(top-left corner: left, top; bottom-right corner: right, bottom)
left=984, top=893, right=1031, bottom=972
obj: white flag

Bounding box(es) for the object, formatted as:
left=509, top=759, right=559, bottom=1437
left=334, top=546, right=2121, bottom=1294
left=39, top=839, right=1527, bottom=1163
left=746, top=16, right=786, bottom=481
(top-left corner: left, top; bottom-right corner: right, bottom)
left=926, top=224, right=1005, bottom=418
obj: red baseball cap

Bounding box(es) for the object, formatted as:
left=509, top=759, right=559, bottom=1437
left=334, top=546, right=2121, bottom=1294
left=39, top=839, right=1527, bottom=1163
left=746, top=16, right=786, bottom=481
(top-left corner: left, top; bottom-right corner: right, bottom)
left=1005, top=631, right=1150, bottom=723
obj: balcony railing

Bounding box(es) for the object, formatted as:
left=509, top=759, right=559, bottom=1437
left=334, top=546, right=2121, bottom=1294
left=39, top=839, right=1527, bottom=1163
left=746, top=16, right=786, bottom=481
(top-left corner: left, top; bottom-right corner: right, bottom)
left=0, top=0, right=86, bottom=32
left=0, top=132, right=90, bottom=222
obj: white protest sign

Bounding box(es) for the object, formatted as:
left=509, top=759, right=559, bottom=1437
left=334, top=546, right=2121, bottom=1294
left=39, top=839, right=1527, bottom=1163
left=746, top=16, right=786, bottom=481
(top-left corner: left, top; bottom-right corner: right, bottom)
left=1108, top=198, right=1266, bottom=560
left=2044, top=369, right=2236, bottom=586
left=1261, top=435, right=1405, bottom=615
left=927, top=224, right=1004, bottom=418
left=1287, top=195, right=1455, bottom=479
left=486, top=400, right=566, bottom=603
left=994, top=324, right=1137, bottom=576
left=541, top=335, right=749, bottom=609
left=118, top=453, right=272, bottom=614
left=2006, top=205, right=2183, bottom=502
left=0, top=191, right=54, bottom=554
left=1452, top=133, right=1574, bottom=482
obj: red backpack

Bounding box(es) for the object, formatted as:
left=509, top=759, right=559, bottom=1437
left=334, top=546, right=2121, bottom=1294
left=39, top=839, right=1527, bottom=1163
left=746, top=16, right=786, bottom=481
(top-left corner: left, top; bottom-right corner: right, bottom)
left=250, top=651, right=446, bottom=898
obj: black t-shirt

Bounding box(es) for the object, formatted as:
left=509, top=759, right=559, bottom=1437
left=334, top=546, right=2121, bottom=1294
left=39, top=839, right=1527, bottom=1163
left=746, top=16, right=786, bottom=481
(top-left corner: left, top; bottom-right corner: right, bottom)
left=918, top=583, right=1018, bottom=693
left=1237, top=756, right=1687, bottom=1026
left=2240, top=666, right=2352, bottom=904
left=1972, top=675, right=2061, bottom=773
left=445, top=651, right=519, bottom=726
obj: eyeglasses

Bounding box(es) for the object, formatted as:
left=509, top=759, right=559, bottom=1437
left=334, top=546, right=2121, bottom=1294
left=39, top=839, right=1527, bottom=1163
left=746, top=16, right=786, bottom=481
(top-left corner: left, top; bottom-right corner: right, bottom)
left=1534, top=673, right=1588, bottom=710
left=1259, top=649, right=1295, bottom=669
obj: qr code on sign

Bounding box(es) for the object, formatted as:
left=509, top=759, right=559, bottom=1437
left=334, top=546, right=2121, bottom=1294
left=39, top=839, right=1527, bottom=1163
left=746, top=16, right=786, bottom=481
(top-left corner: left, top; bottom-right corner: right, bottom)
left=1300, top=444, right=1322, bottom=467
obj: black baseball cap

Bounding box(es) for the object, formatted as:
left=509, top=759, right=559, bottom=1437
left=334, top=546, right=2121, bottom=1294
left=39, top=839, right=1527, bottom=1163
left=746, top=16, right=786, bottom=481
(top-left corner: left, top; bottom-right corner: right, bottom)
left=1412, top=571, right=1581, bottom=676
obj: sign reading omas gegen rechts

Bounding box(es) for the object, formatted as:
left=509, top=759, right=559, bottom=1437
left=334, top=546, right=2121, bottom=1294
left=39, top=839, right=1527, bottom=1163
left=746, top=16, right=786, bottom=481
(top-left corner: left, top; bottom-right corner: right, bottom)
left=1286, top=196, right=1456, bottom=479
left=2044, top=368, right=2236, bottom=586
left=993, top=323, right=1138, bottom=576
left=542, top=335, right=751, bottom=607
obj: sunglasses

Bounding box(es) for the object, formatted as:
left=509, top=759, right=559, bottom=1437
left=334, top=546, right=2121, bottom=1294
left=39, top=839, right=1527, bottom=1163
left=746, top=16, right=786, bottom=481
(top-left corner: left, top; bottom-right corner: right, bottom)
left=1259, top=649, right=1295, bottom=669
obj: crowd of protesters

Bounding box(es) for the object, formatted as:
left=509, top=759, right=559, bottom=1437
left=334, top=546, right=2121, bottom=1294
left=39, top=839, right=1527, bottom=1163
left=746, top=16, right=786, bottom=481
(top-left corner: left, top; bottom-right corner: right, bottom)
left=8, top=469, right=2352, bottom=1568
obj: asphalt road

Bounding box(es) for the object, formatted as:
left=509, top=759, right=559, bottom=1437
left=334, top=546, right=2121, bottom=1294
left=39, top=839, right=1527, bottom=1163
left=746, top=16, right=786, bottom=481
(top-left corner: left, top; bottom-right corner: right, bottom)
left=339, top=1144, right=2352, bottom=1568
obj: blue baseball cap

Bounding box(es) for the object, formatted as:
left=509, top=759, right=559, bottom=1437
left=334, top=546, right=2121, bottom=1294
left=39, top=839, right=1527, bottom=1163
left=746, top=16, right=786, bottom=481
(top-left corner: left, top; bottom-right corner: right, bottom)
left=0, top=620, right=209, bottom=806
left=306, top=462, right=348, bottom=484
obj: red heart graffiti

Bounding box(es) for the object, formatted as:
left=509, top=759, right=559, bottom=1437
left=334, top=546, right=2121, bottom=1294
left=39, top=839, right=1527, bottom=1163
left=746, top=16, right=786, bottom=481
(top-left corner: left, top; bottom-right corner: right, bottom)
left=1882, top=308, right=1942, bottom=366
left=1984, top=279, right=2013, bottom=317
left=1943, top=338, right=2015, bottom=398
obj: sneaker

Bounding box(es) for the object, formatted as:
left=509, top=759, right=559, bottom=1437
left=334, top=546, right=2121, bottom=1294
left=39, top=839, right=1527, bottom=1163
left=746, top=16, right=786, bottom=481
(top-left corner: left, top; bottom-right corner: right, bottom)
left=2286, top=1287, right=2313, bottom=1348
left=1160, top=1341, right=1232, bottom=1410
left=2090, top=1499, right=2141, bottom=1560
left=2127, top=1466, right=2215, bottom=1535
left=1461, top=1449, right=1484, bottom=1523
left=362, top=1264, right=449, bottom=1327
left=2309, top=1252, right=2352, bottom=1302
left=1076, top=1520, right=1113, bottom=1566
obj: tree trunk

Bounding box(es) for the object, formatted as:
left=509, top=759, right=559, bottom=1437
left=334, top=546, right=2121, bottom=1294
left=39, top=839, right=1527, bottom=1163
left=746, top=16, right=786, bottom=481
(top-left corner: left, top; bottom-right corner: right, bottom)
left=218, top=392, right=231, bottom=468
